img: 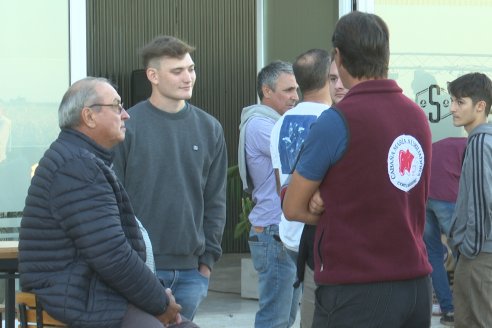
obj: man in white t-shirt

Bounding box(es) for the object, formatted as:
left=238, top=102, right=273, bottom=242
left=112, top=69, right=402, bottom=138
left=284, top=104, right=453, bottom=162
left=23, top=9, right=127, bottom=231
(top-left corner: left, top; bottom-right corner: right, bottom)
left=270, top=49, right=348, bottom=328
left=270, top=49, right=330, bottom=251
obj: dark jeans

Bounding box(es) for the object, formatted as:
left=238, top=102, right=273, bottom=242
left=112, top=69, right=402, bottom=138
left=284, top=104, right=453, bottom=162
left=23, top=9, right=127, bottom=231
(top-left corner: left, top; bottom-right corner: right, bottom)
left=121, top=304, right=199, bottom=328
left=156, top=269, right=209, bottom=320
left=312, top=275, right=432, bottom=328
left=423, top=198, right=455, bottom=313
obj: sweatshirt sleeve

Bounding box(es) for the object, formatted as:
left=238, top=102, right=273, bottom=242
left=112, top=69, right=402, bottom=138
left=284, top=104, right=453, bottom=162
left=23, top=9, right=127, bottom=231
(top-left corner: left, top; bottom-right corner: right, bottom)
left=270, top=118, right=282, bottom=170
left=199, top=127, right=228, bottom=270
left=458, top=134, right=492, bottom=259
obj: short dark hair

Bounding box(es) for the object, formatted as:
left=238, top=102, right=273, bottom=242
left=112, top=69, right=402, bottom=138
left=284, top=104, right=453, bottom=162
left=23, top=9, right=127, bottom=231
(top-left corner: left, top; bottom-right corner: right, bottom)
left=448, top=72, right=492, bottom=116
left=332, top=11, right=389, bottom=79
left=257, top=60, right=294, bottom=100
left=140, top=35, right=195, bottom=68
left=293, top=49, right=330, bottom=94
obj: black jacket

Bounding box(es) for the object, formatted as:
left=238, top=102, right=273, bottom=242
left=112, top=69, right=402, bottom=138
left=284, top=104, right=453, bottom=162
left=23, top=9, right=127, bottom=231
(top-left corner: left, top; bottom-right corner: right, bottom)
left=19, top=129, right=168, bottom=328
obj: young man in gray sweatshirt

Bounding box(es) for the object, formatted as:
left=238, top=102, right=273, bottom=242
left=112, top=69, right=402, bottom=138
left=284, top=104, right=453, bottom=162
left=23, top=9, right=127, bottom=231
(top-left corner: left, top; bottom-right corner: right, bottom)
left=448, top=72, right=492, bottom=327
left=112, top=35, right=227, bottom=321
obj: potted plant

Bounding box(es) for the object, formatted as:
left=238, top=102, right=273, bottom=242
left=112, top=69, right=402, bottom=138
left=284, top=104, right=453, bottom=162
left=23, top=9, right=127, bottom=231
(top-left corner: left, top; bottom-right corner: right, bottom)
left=226, top=165, right=259, bottom=299
left=227, top=165, right=252, bottom=241
left=235, top=194, right=259, bottom=299
left=233, top=195, right=253, bottom=239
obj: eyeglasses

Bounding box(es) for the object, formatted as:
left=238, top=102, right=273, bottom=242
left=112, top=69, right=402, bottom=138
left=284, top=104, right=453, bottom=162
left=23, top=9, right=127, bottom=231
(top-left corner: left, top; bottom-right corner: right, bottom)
left=87, top=101, right=125, bottom=114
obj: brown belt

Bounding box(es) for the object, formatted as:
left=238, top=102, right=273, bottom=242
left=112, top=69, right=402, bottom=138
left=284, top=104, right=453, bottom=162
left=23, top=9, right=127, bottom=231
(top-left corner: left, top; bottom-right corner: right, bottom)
left=253, top=226, right=264, bottom=233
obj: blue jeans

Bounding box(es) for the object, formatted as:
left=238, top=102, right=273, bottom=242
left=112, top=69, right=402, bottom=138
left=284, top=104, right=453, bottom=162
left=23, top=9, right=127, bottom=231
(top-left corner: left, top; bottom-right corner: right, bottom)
left=423, top=198, right=455, bottom=313
left=156, top=269, right=209, bottom=320
left=248, top=224, right=299, bottom=328
left=286, top=248, right=302, bottom=327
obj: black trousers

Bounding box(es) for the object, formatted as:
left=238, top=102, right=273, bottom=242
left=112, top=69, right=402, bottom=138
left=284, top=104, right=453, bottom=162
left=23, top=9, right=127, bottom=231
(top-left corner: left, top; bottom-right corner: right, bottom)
left=312, top=275, right=432, bottom=328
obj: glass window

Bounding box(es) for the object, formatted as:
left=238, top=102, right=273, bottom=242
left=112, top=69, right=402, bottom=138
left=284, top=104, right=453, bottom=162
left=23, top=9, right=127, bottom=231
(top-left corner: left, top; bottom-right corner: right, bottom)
left=374, top=0, right=492, bottom=140
left=0, top=0, right=69, bottom=212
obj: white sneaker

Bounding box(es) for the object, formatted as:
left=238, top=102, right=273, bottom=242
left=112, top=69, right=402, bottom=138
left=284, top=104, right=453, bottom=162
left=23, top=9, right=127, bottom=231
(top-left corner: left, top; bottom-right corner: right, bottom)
left=432, top=303, right=442, bottom=316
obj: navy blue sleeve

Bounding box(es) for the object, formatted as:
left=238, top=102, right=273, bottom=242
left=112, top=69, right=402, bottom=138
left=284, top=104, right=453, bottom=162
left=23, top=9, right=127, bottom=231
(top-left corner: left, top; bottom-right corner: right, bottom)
left=296, top=109, right=348, bottom=181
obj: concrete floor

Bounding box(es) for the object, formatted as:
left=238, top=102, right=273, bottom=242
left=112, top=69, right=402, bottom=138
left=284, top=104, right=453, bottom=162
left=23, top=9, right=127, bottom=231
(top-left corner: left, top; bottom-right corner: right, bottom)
left=193, top=253, right=448, bottom=328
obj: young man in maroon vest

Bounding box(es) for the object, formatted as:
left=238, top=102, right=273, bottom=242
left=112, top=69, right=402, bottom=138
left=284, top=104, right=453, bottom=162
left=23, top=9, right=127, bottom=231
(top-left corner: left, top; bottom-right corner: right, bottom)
left=283, top=11, right=433, bottom=327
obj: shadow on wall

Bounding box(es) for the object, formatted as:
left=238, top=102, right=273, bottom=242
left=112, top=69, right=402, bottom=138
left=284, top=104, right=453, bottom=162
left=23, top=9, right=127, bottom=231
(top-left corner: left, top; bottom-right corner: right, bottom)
left=130, top=69, right=152, bottom=107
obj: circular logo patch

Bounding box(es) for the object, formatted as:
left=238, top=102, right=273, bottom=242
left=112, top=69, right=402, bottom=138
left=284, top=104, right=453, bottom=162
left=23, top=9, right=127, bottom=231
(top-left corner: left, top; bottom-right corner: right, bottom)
left=387, top=135, right=425, bottom=192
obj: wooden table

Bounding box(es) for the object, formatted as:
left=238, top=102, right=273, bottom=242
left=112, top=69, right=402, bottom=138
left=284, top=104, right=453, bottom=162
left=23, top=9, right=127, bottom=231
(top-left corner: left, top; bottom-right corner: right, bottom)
left=0, top=241, right=19, bottom=328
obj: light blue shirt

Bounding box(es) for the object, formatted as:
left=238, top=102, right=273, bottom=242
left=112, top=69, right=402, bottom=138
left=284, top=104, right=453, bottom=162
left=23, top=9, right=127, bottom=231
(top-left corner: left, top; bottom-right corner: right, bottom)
left=245, top=116, right=282, bottom=227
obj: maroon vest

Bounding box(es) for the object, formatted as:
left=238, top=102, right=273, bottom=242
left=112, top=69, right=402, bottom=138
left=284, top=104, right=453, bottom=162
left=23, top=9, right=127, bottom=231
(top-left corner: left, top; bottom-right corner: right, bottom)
left=314, top=80, right=432, bottom=285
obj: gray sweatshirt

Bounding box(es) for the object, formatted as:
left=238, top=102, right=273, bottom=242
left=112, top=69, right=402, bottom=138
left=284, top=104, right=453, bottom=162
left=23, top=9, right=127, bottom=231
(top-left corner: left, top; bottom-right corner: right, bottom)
left=238, top=104, right=280, bottom=193
left=113, top=101, right=227, bottom=270
left=449, top=123, right=492, bottom=259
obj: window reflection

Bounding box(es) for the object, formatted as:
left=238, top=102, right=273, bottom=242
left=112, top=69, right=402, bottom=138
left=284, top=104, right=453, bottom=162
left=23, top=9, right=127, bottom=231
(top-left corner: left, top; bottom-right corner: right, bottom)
left=375, top=0, right=492, bottom=141
left=0, top=0, right=69, bottom=212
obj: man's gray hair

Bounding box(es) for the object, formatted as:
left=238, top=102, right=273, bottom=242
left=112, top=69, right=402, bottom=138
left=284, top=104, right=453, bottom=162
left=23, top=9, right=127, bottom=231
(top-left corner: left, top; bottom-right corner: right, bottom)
left=58, top=77, right=112, bottom=129
left=257, top=60, right=294, bottom=100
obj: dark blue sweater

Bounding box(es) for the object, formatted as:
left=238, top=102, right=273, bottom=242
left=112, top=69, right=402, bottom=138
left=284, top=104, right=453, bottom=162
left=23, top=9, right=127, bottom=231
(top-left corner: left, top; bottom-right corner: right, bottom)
left=19, top=129, right=168, bottom=327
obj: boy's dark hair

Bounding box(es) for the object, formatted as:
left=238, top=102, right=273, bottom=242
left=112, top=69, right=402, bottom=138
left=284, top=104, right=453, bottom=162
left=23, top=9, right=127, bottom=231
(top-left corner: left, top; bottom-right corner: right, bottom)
left=448, top=72, right=492, bottom=116
left=332, top=11, right=389, bottom=79
left=293, top=49, right=330, bottom=94
left=141, top=35, right=195, bottom=68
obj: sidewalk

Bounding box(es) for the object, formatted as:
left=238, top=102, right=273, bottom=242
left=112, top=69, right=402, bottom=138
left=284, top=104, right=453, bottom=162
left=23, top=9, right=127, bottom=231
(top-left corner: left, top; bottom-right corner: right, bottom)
left=193, top=253, right=447, bottom=328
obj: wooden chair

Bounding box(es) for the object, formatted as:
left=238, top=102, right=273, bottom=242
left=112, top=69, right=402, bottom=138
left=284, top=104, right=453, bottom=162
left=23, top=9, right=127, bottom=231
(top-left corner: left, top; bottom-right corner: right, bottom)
left=16, top=292, right=66, bottom=327
left=0, top=215, right=21, bottom=328
left=0, top=305, right=5, bottom=327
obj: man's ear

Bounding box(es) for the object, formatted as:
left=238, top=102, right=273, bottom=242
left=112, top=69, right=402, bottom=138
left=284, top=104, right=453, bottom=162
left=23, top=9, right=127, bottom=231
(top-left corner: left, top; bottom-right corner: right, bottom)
left=262, top=85, right=272, bottom=99
left=146, top=67, right=158, bottom=85
left=80, top=107, right=96, bottom=128
left=476, top=100, right=487, bottom=115
left=334, top=48, right=342, bottom=68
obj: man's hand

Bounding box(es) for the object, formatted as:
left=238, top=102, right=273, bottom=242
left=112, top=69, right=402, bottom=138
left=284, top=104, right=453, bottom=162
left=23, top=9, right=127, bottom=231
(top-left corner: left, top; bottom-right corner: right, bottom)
left=309, top=190, right=325, bottom=215
left=199, top=264, right=211, bottom=278
left=156, top=288, right=182, bottom=326
left=283, top=171, right=322, bottom=225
